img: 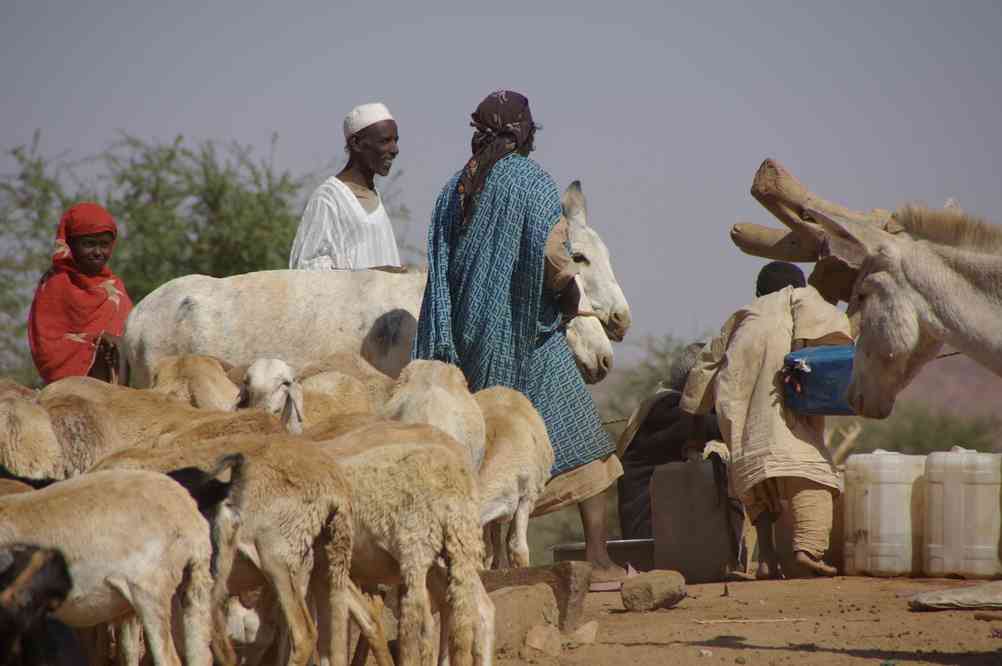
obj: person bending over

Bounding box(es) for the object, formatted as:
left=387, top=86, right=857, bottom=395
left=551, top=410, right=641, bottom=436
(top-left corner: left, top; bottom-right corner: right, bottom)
left=681, top=262, right=852, bottom=578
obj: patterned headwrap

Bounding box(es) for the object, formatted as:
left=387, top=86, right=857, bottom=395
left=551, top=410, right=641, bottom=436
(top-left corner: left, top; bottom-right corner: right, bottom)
left=456, top=90, right=537, bottom=228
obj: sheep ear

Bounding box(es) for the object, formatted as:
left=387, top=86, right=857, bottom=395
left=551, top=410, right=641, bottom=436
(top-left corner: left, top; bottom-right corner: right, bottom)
left=561, top=180, right=587, bottom=222
left=281, top=382, right=304, bottom=435
left=235, top=383, right=249, bottom=409
left=227, top=365, right=247, bottom=388
left=804, top=208, right=888, bottom=269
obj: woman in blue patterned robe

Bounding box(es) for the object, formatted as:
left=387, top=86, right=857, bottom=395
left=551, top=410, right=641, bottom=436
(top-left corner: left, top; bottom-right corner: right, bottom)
left=414, top=90, right=626, bottom=584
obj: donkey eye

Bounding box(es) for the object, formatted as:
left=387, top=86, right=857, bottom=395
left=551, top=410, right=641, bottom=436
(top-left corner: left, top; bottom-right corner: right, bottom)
left=571, top=253, right=589, bottom=265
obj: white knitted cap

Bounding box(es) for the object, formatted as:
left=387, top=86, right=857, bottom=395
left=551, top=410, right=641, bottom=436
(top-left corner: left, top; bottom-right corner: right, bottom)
left=343, top=102, right=395, bottom=140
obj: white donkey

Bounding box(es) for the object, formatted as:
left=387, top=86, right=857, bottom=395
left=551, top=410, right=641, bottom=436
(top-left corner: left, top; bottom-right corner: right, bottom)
left=808, top=205, right=1002, bottom=418
left=124, top=181, right=629, bottom=388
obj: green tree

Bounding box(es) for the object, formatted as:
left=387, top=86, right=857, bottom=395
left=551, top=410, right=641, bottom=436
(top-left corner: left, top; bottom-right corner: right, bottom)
left=594, top=333, right=698, bottom=427
left=854, top=402, right=1001, bottom=455
left=103, top=133, right=305, bottom=303
left=0, top=132, right=84, bottom=383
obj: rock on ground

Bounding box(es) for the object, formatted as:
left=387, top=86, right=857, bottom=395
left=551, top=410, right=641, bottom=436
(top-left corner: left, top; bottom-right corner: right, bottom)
left=621, top=570, right=687, bottom=612
left=490, top=583, right=559, bottom=655
left=524, top=624, right=562, bottom=658
left=564, top=619, right=599, bottom=646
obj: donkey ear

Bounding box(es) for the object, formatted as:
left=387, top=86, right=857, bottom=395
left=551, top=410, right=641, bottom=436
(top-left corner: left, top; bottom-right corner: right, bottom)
left=561, top=180, right=587, bottom=222
left=805, top=208, right=889, bottom=269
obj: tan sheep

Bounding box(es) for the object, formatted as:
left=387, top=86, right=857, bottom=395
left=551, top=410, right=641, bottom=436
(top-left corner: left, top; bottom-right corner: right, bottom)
left=474, top=387, right=555, bottom=569
left=0, top=378, right=36, bottom=402
left=0, top=479, right=32, bottom=496
left=175, top=417, right=495, bottom=666
left=36, top=377, right=295, bottom=465
left=379, top=360, right=487, bottom=471
left=0, top=391, right=122, bottom=480
left=92, top=436, right=390, bottom=666
left=0, top=470, right=218, bottom=666
left=149, top=354, right=241, bottom=411
left=0, top=397, right=65, bottom=479
left=309, top=421, right=495, bottom=666
left=299, top=352, right=394, bottom=408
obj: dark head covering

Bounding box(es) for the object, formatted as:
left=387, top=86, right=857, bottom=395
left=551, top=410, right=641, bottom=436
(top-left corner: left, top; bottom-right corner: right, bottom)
left=756, top=261, right=806, bottom=297
left=456, top=90, right=537, bottom=228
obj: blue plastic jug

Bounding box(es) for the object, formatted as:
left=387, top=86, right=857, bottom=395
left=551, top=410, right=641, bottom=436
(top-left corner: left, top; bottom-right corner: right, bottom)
left=781, top=345, right=856, bottom=416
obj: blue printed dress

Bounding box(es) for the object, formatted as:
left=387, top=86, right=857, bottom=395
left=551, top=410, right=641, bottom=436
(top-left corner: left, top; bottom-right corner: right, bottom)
left=413, top=154, right=613, bottom=475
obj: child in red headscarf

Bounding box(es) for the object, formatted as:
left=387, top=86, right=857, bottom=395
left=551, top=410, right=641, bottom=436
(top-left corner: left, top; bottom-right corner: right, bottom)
left=27, top=202, right=133, bottom=384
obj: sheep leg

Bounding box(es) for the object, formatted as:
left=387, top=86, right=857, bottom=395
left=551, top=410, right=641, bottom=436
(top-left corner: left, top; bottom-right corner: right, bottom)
left=470, top=579, right=495, bottom=666
left=398, top=567, right=434, bottom=666
left=493, top=521, right=511, bottom=570
left=344, top=581, right=393, bottom=666
left=506, top=498, right=532, bottom=569
left=431, top=572, right=495, bottom=666
left=431, top=574, right=451, bottom=666
left=311, top=569, right=347, bottom=666
left=259, top=549, right=317, bottom=666
left=481, top=524, right=495, bottom=569
left=129, top=587, right=183, bottom=666
left=484, top=522, right=505, bottom=570
left=179, top=558, right=215, bottom=666
left=116, top=616, right=143, bottom=666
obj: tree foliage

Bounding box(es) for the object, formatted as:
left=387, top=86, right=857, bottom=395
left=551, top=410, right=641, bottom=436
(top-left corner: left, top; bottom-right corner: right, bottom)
left=595, top=334, right=702, bottom=424
left=101, top=134, right=305, bottom=301
left=0, top=132, right=413, bottom=383
left=853, top=402, right=1002, bottom=455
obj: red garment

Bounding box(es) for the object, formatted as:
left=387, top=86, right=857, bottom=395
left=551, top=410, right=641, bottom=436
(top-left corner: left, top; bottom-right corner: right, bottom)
left=27, top=202, right=133, bottom=384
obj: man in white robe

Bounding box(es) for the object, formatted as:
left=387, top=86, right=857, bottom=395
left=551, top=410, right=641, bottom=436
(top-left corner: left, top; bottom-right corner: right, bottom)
left=290, top=102, right=402, bottom=270
left=681, top=262, right=853, bottom=579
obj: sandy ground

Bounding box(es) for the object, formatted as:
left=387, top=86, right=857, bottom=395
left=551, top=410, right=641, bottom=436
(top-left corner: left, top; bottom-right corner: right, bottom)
left=500, top=576, right=1002, bottom=665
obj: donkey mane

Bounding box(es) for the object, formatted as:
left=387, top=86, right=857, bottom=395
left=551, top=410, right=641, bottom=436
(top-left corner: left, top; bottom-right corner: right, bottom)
left=893, top=205, right=1002, bottom=254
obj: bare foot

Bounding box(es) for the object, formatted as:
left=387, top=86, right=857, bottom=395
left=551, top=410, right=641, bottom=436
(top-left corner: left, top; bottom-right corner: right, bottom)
left=590, top=561, right=628, bottom=583
left=794, top=551, right=837, bottom=577
left=755, top=559, right=781, bottom=580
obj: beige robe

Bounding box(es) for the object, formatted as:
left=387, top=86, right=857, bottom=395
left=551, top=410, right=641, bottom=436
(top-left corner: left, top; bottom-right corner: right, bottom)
left=680, top=285, right=852, bottom=500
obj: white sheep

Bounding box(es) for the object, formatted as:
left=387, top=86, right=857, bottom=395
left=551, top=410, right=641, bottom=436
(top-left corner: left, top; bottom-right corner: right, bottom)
left=474, top=387, right=555, bottom=568
left=238, top=358, right=371, bottom=430
left=379, top=360, right=487, bottom=471
left=0, top=470, right=220, bottom=666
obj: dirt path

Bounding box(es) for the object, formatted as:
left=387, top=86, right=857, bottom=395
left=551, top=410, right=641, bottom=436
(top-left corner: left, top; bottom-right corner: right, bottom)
left=503, top=576, right=1002, bottom=665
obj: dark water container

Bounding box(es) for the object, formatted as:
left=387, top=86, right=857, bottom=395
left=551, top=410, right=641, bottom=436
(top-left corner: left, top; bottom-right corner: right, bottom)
left=782, top=345, right=856, bottom=416
left=651, top=459, right=742, bottom=583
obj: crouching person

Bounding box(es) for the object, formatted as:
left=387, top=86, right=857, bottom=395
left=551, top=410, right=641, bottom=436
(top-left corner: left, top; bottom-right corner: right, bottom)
left=615, top=341, right=720, bottom=540
left=680, top=262, right=852, bottom=578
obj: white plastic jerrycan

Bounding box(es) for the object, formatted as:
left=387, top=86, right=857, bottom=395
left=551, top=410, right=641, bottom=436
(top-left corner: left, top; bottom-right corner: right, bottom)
left=843, top=450, right=926, bottom=576
left=924, top=446, right=1002, bottom=579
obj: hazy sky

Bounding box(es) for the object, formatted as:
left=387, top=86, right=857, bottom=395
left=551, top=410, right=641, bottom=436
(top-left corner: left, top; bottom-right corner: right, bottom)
left=4, top=1, right=1001, bottom=362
